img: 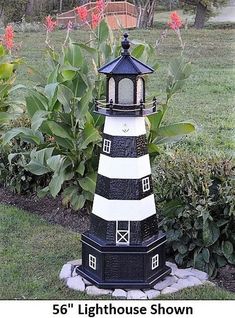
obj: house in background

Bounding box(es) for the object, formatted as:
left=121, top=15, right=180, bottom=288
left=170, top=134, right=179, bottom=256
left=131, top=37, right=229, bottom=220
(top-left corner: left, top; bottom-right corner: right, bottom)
left=56, top=0, right=139, bottom=29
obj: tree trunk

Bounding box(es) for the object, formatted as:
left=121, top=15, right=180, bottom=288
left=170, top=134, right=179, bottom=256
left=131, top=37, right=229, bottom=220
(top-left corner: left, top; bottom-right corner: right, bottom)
left=59, top=0, right=63, bottom=12
left=0, top=2, right=5, bottom=25
left=26, top=0, right=35, bottom=16
left=136, top=0, right=156, bottom=29
left=194, top=1, right=207, bottom=29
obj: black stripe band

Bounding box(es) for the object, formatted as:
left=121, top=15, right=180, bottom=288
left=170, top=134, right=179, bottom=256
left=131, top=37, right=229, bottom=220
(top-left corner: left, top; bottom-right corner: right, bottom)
left=89, top=214, right=158, bottom=245
left=95, top=174, right=153, bottom=200
left=101, top=133, right=147, bottom=158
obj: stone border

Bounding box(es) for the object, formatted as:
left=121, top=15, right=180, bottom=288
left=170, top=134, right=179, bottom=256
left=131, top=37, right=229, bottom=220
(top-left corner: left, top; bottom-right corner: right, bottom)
left=59, top=260, right=210, bottom=299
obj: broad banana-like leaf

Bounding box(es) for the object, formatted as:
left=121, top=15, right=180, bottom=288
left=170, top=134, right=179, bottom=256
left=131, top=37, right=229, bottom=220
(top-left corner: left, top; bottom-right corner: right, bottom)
left=153, top=122, right=196, bottom=144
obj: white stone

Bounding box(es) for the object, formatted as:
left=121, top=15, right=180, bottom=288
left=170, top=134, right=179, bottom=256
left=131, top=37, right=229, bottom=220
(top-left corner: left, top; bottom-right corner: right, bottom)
left=71, top=266, right=79, bottom=277
left=174, top=268, right=193, bottom=279
left=170, top=278, right=194, bottom=291
left=166, top=261, right=178, bottom=275
left=170, top=283, right=184, bottom=292
left=154, top=276, right=178, bottom=291
left=112, top=289, right=127, bottom=299
left=187, top=276, right=203, bottom=286
left=67, top=276, right=85, bottom=292
left=161, top=287, right=178, bottom=294
left=170, top=276, right=202, bottom=292
left=179, top=278, right=194, bottom=287
left=144, top=289, right=160, bottom=299
left=189, top=268, right=209, bottom=281
left=127, top=290, right=147, bottom=300
left=59, top=264, right=72, bottom=280
left=86, top=286, right=112, bottom=296
left=67, top=259, right=82, bottom=266
left=83, top=278, right=93, bottom=286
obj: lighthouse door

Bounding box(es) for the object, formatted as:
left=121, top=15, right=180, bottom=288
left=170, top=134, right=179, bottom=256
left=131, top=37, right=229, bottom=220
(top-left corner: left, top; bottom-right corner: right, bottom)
left=116, top=221, right=130, bottom=245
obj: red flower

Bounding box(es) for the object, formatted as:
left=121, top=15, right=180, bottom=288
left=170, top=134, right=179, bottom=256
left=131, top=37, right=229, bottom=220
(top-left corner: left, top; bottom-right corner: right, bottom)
left=96, top=0, right=105, bottom=13
left=45, top=15, right=57, bottom=32
left=3, top=25, right=14, bottom=50
left=168, top=11, right=182, bottom=30
left=92, top=12, right=101, bottom=29
left=75, top=6, right=88, bottom=22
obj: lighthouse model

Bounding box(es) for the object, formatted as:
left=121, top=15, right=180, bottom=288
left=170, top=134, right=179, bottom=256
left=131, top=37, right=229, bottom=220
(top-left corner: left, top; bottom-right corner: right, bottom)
left=77, top=34, right=171, bottom=289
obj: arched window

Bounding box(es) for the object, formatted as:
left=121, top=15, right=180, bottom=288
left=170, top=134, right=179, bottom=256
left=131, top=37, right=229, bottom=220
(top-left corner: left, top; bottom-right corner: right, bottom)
left=137, top=77, right=144, bottom=104
left=108, top=77, right=115, bottom=102
left=118, top=78, right=134, bottom=104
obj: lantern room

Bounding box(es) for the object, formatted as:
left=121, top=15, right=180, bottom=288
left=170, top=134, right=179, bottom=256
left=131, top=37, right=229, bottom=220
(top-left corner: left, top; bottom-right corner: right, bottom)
left=95, top=33, right=157, bottom=116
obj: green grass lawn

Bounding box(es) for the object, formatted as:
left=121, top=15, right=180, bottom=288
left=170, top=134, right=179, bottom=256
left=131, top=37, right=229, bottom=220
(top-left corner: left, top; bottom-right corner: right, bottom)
left=0, top=204, right=234, bottom=300
left=15, top=27, right=235, bottom=156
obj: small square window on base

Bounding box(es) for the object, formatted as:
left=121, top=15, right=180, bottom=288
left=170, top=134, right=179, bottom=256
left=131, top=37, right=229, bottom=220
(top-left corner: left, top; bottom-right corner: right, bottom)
left=152, top=254, right=159, bottom=270
left=89, top=254, right=96, bottom=270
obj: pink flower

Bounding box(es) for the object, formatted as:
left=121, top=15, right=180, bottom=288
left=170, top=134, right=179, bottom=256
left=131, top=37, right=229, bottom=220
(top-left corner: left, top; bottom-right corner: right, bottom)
left=92, top=12, right=101, bottom=29
left=44, top=15, right=57, bottom=32
left=3, top=25, right=14, bottom=50
left=96, top=0, right=105, bottom=13
left=75, top=6, right=88, bottom=22
left=168, top=11, right=182, bottom=30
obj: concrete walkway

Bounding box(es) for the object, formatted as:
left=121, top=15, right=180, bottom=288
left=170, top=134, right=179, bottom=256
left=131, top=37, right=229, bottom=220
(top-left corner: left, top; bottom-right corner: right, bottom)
left=210, top=0, right=235, bottom=22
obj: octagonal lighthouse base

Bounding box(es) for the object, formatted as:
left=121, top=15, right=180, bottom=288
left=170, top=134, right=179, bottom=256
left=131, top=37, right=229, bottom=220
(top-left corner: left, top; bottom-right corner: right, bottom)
left=77, top=231, right=171, bottom=289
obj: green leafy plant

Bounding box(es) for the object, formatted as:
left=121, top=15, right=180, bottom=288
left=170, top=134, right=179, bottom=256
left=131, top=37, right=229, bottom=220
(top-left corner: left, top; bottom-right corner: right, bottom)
left=0, top=141, right=49, bottom=194
left=154, top=152, right=235, bottom=276
left=2, top=19, right=195, bottom=211
left=2, top=21, right=113, bottom=211
left=0, top=41, right=24, bottom=132
left=147, top=57, right=195, bottom=160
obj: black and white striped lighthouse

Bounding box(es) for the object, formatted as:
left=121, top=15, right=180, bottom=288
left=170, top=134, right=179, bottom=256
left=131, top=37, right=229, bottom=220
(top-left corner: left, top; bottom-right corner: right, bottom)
left=77, top=34, right=171, bottom=289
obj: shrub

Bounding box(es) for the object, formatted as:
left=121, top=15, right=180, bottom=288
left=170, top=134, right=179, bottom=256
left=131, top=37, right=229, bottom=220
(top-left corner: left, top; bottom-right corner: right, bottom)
left=0, top=142, right=49, bottom=194
left=153, top=151, right=235, bottom=276
left=0, top=0, right=28, bottom=25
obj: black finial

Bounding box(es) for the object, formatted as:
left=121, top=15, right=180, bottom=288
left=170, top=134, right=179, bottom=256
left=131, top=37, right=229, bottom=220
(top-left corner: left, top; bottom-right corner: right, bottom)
left=121, top=33, right=130, bottom=55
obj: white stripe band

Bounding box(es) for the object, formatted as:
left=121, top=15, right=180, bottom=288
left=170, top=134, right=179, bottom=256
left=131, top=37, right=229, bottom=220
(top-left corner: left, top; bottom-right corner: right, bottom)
left=104, top=116, right=146, bottom=137
left=92, top=194, right=156, bottom=221
left=98, top=154, right=151, bottom=179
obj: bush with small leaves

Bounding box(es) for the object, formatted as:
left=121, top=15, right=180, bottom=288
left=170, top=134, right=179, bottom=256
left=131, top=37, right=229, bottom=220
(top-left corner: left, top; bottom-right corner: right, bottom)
left=153, top=151, right=235, bottom=277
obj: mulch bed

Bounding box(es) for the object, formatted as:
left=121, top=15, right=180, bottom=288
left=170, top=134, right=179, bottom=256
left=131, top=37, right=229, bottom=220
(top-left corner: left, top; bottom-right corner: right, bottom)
left=213, top=265, right=235, bottom=293
left=0, top=184, right=234, bottom=294
left=0, top=185, right=90, bottom=233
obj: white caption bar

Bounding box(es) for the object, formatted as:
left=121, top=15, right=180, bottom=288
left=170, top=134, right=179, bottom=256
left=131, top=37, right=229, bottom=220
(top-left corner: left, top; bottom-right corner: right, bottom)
left=0, top=300, right=234, bottom=318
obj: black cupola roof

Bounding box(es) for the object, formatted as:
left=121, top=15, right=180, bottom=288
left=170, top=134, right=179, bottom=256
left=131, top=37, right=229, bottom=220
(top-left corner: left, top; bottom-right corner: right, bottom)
left=98, top=33, right=154, bottom=75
